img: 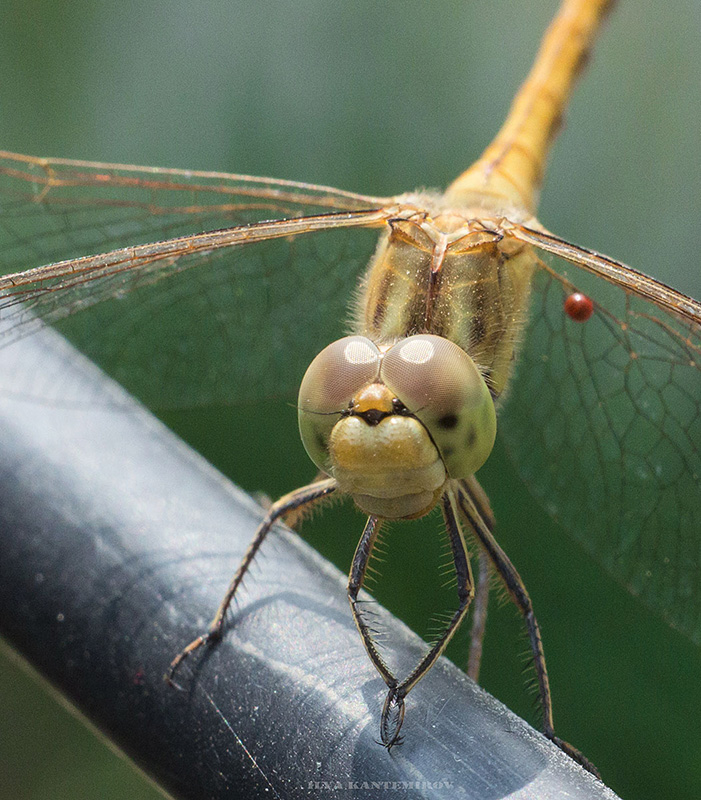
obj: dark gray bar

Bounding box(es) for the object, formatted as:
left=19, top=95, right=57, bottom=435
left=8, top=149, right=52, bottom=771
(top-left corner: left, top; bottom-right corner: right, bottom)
left=0, top=329, right=617, bottom=800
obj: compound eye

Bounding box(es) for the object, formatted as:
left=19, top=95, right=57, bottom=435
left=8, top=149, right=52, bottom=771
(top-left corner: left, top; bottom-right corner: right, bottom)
left=381, top=335, right=496, bottom=478
left=298, top=336, right=381, bottom=472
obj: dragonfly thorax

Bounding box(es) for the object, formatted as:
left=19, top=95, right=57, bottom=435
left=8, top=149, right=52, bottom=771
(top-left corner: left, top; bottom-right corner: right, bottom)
left=354, top=216, right=535, bottom=400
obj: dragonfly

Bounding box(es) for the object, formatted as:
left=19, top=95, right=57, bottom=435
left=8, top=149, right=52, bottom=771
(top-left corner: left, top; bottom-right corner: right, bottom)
left=0, top=0, right=698, bottom=778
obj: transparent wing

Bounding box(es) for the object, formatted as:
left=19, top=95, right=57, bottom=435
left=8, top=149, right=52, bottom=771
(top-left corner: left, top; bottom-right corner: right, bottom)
left=497, top=225, right=701, bottom=643
left=0, top=151, right=395, bottom=406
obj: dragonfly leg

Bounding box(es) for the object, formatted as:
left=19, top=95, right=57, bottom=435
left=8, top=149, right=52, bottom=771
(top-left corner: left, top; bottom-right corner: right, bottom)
left=280, top=470, right=334, bottom=531
left=348, top=490, right=475, bottom=749
left=347, top=516, right=396, bottom=686
left=456, top=478, right=600, bottom=777
left=165, top=477, right=337, bottom=687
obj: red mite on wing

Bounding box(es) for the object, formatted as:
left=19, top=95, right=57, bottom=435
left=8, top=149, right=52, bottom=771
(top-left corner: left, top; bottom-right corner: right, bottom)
left=564, top=292, right=594, bottom=322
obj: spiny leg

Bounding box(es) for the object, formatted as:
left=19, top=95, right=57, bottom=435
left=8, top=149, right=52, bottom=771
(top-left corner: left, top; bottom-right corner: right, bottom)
left=166, top=477, right=337, bottom=686
left=347, top=515, right=396, bottom=687
left=457, top=478, right=599, bottom=777
left=457, top=480, right=554, bottom=729
left=279, top=470, right=334, bottom=531
left=348, top=489, right=475, bottom=749
left=396, top=492, right=475, bottom=696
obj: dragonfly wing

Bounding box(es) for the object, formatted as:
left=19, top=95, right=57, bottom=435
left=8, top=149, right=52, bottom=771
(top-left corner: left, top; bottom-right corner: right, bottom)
left=496, top=228, right=701, bottom=643
left=0, top=152, right=393, bottom=407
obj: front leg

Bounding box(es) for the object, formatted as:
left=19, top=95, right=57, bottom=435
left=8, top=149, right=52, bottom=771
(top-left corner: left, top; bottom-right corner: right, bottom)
left=165, top=477, right=337, bottom=686
left=348, top=489, right=475, bottom=748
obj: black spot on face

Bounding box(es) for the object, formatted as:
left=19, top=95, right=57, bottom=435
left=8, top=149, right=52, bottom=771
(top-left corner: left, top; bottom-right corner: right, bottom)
left=465, top=426, right=477, bottom=449
left=360, top=408, right=386, bottom=426
left=438, top=413, right=459, bottom=430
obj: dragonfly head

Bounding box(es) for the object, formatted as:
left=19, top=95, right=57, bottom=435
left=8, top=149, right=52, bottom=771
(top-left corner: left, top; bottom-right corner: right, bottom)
left=298, top=334, right=497, bottom=519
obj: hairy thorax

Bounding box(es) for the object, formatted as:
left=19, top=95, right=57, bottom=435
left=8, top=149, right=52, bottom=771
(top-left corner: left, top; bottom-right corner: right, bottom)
left=353, top=201, right=537, bottom=401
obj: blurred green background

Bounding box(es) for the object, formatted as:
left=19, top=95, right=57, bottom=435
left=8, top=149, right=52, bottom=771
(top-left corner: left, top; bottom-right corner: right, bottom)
left=0, top=0, right=699, bottom=798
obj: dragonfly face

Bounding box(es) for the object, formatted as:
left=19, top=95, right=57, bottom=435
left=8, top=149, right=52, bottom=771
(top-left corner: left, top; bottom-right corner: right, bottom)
left=0, top=0, right=699, bottom=793
left=298, top=332, right=496, bottom=518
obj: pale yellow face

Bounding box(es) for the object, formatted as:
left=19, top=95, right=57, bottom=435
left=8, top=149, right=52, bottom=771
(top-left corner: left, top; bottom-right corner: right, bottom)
left=298, top=334, right=496, bottom=519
